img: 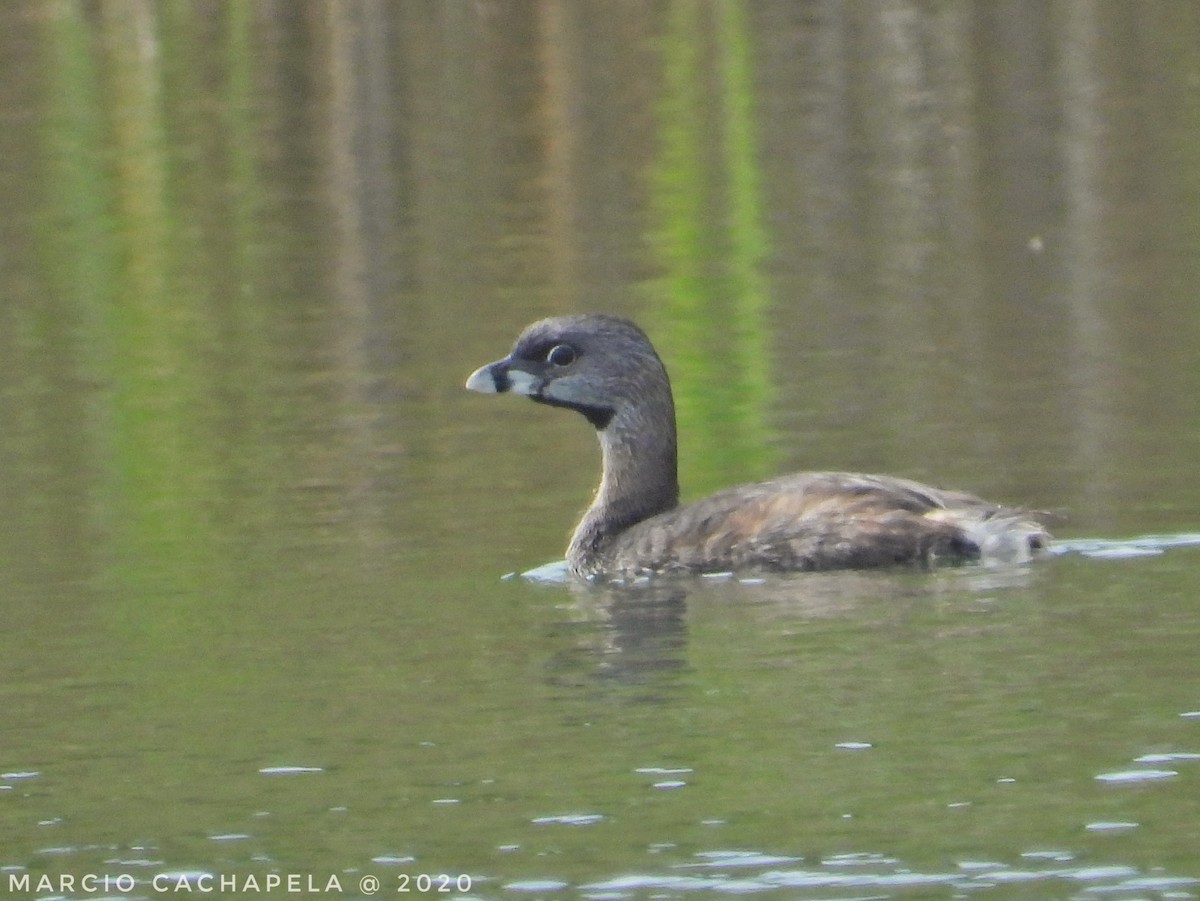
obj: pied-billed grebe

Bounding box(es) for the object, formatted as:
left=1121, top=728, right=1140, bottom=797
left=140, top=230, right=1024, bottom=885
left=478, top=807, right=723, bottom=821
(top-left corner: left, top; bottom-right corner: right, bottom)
left=466, top=314, right=1049, bottom=581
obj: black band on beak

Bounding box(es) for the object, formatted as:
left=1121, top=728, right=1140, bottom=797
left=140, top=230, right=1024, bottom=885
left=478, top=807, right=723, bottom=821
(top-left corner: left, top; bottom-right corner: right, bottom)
left=465, top=360, right=510, bottom=394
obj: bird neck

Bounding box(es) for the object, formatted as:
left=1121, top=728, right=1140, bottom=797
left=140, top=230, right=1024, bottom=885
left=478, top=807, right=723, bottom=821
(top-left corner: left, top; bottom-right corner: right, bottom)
left=568, top=407, right=680, bottom=572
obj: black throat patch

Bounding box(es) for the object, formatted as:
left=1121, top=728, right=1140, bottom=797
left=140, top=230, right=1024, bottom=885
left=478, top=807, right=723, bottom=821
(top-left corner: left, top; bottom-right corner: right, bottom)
left=532, top=395, right=615, bottom=430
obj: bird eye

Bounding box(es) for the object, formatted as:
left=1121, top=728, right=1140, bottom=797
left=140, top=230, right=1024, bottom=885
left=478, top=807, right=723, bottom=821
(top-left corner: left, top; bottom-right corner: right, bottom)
left=546, top=344, right=576, bottom=366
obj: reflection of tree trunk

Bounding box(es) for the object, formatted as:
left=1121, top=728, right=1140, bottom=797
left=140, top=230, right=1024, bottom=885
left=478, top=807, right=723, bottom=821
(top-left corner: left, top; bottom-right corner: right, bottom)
left=536, top=0, right=579, bottom=306
left=100, top=0, right=210, bottom=582
left=320, top=0, right=396, bottom=553
left=1060, top=1, right=1119, bottom=522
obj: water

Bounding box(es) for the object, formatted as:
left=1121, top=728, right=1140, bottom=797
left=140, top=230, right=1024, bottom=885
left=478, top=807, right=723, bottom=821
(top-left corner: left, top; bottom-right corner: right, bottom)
left=3, top=2, right=1200, bottom=899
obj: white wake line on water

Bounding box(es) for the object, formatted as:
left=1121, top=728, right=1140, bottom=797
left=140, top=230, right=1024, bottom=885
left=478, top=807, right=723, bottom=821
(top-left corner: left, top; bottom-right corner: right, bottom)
left=1050, top=532, right=1200, bottom=559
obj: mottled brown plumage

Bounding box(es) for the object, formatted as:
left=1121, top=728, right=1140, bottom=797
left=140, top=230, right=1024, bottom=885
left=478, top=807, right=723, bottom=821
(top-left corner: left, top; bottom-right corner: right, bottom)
left=466, top=314, right=1048, bottom=582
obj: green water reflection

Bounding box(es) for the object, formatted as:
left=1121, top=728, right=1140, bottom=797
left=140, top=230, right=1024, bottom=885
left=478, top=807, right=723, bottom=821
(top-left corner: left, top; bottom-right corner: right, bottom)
left=649, top=0, right=774, bottom=495
left=2, top=2, right=1200, bottom=899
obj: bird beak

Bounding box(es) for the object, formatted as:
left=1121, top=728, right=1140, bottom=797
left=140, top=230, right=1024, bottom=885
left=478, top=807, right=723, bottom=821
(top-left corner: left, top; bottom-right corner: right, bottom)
left=465, top=358, right=538, bottom=396
left=465, top=359, right=508, bottom=394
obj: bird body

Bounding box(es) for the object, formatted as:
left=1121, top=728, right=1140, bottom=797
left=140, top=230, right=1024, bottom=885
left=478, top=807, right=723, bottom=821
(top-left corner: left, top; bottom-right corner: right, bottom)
left=466, top=314, right=1048, bottom=582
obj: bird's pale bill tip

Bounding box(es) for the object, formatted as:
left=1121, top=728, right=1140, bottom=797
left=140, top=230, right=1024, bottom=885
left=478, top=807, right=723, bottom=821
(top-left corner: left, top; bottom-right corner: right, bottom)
left=466, top=361, right=540, bottom=396
left=465, top=363, right=500, bottom=393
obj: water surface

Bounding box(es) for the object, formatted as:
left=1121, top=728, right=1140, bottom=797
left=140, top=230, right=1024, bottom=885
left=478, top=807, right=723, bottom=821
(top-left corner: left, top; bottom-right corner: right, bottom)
left=2, top=3, right=1200, bottom=899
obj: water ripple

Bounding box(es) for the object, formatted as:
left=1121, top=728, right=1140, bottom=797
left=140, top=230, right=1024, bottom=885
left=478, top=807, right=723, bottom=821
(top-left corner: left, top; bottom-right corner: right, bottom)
left=531, top=813, right=605, bottom=826
left=1095, top=769, right=1179, bottom=783
left=1053, top=533, right=1200, bottom=559
left=561, top=848, right=1198, bottom=899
